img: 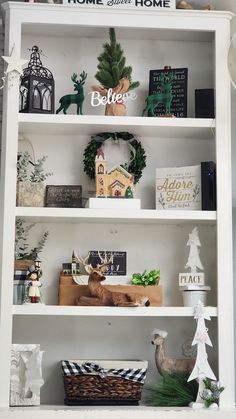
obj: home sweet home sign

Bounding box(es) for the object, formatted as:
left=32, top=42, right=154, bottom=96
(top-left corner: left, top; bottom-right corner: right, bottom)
left=63, top=0, right=176, bottom=10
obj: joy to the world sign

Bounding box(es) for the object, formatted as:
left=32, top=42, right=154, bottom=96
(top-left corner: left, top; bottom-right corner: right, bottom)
left=63, top=0, right=176, bottom=10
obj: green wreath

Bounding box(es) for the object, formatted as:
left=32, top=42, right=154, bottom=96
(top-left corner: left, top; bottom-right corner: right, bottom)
left=83, top=132, right=146, bottom=185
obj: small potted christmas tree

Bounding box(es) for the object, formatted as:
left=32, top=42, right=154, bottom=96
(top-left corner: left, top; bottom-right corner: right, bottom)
left=92, top=28, right=139, bottom=116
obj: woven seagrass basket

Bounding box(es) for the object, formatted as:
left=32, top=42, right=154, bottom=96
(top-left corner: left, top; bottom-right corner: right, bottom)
left=62, top=359, right=148, bottom=405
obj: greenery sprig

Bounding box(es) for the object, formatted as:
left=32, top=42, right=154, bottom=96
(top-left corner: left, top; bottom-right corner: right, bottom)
left=15, top=218, right=49, bottom=260
left=83, top=132, right=146, bottom=185
left=17, top=152, right=52, bottom=184
left=144, top=373, right=198, bottom=407
left=201, top=378, right=224, bottom=408
left=131, top=269, right=160, bottom=286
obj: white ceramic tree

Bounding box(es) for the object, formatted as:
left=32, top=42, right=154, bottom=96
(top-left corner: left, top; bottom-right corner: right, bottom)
left=188, top=302, right=216, bottom=408
left=185, top=227, right=204, bottom=273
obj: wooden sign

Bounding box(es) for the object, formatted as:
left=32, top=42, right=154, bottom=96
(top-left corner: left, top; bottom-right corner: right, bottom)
left=45, top=185, right=82, bottom=208
left=88, top=251, right=127, bottom=276
left=63, top=0, right=176, bottom=10
left=179, top=273, right=205, bottom=287
left=156, top=165, right=201, bottom=210
left=149, top=67, right=188, bottom=117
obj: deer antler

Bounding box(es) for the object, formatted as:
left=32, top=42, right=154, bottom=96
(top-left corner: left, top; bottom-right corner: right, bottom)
left=75, top=251, right=93, bottom=274
left=71, top=72, right=87, bottom=87
left=79, top=71, right=87, bottom=85
left=167, top=72, right=174, bottom=83
left=71, top=73, right=78, bottom=85
left=96, top=251, right=113, bottom=273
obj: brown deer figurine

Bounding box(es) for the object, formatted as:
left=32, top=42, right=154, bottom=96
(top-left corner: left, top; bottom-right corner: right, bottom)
left=56, top=71, right=87, bottom=115
left=75, top=252, right=150, bottom=307
left=151, top=329, right=196, bottom=376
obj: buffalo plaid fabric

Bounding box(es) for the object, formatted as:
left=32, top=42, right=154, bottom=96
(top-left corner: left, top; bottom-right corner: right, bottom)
left=62, top=361, right=147, bottom=384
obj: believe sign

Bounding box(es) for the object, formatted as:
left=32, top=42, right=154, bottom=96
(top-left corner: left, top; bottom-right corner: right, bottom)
left=63, top=0, right=176, bottom=10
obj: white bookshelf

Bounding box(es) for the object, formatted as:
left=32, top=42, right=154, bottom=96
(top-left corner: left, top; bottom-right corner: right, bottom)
left=0, top=2, right=235, bottom=416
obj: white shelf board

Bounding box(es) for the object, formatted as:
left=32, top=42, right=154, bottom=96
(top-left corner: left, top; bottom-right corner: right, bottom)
left=2, top=405, right=236, bottom=419
left=0, top=405, right=236, bottom=419
left=12, top=305, right=217, bottom=317
left=18, top=114, right=215, bottom=139
left=15, top=207, right=217, bottom=225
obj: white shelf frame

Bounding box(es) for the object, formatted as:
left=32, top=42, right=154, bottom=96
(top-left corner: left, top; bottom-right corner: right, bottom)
left=15, top=207, right=217, bottom=224
left=18, top=114, right=215, bottom=139
left=12, top=305, right=218, bottom=317
left=1, top=405, right=236, bottom=419
left=0, top=2, right=234, bottom=411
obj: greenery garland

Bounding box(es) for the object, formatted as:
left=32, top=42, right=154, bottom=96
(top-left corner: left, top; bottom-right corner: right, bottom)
left=144, top=373, right=198, bottom=407
left=83, top=132, right=146, bottom=185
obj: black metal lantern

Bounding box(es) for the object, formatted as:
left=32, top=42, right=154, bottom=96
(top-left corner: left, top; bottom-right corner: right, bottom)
left=19, top=46, right=55, bottom=114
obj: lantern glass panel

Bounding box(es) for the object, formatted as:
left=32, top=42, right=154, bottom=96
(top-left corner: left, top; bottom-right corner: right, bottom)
left=19, top=80, right=29, bottom=111
left=32, top=80, right=52, bottom=112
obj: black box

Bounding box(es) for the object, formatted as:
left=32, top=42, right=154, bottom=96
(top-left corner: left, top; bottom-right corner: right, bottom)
left=148, top=67, right=188, bottom=117
left=201, top=161, right=216, bottom=210
left=195, top=89, right=215, bottom=118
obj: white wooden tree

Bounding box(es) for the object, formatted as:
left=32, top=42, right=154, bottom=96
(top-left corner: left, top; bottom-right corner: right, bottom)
left=188, top=302, right=216, bottom=408
left=185, top=227, right=204, bottom=273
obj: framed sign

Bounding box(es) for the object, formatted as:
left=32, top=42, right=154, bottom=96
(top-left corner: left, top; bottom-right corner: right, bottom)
left=63, top=0, right=176, bottom=10
left=88, top=251, right=127, bottom=276
left=45, top=185, right=82, bottom=208
left=149, top=67, right=188, bottom=117
left=156, top=165, right=201, bottom=210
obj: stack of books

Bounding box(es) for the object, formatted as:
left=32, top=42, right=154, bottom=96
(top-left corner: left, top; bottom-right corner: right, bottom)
left=13, top=269, right=28, bottom=305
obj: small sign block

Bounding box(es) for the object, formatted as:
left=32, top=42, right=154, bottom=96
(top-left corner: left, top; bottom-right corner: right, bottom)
left=149, top=67, right=188, bottom=118
left=45, top=185, right=82, bottom=208
left=63, top=0, right=176, bottom=10
left=89, top=251, right=127, bottom=276
left=179, top=273, right=205, bottom=286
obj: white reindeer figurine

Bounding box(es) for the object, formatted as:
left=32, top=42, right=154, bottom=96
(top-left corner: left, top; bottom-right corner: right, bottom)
left=151, top=329, right=196, bottom=376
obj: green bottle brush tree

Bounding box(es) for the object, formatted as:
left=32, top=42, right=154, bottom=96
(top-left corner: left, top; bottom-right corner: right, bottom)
left=92, top=28, right=139, bottom=116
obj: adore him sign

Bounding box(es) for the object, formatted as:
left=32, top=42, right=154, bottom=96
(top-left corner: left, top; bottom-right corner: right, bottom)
left=63, top=0, right=176, bottom=10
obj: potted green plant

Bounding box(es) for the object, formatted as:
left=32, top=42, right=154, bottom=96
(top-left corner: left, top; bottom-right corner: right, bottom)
left=17, top=151, right=52, bottom=207
left=131, top=269, right=160, bottom=286
left=14, top=218, right=49, bottom=270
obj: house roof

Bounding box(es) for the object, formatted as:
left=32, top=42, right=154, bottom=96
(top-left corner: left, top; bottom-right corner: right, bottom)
left=108, top=165, right=132, bottom=179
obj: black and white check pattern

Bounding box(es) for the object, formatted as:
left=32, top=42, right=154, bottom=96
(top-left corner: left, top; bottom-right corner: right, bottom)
left=62, top=361, right=147, bottom=384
